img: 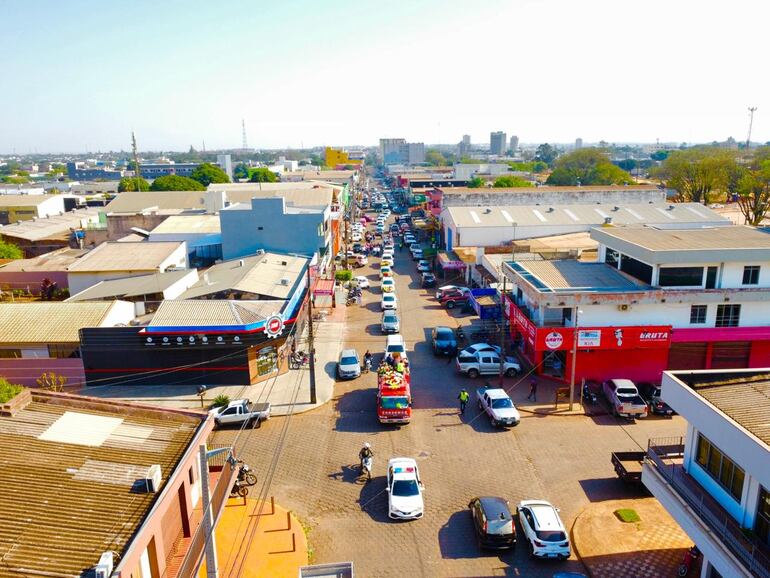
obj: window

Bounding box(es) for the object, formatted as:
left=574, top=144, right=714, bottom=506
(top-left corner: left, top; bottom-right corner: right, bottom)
left=658, top=267, right=704, bottom=287
left=695, top=434, right=745, bottom=501
left=605, top=248, right=620, bottom=267
left=620, top=254, right=653, bottom=284
left=743, top=265, right=760, bottom=285
left=756, top=487, right=770, bottom=546
left=690, top=305, right=707, bottom=324
left=716, top=304, right=741, bottom=327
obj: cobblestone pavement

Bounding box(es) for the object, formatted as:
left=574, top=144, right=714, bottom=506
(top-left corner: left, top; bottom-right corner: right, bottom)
left=214, top=215, right=687, bottom=577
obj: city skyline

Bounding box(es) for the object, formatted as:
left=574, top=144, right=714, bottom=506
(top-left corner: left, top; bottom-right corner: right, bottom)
left=1, top=0, right=768, bottom=153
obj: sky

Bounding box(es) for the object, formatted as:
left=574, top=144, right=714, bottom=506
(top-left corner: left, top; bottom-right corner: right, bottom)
left=1, top=0, right=769, bottom=153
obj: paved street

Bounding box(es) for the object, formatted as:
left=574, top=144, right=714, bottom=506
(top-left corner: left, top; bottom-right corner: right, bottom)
left=214, top=210, right=687, bottom=577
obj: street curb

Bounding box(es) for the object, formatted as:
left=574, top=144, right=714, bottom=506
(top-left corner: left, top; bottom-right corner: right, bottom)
left=570, top=508, right=595, bottom=578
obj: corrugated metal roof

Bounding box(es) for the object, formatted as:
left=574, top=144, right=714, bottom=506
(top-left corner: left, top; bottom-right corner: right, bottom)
left=517, top=260, right=647, bottom=291
left=0, top=208, right=100, bottom=241
left=0, top=194, right=60, bottom=207
left=0, top=391, right=202, bottom=577
left=66, top=269, right=196, bottom=301
left=0, top=248, right=88, bottom=272
left=0, top=301, right=121, bottom=343
left=594, top=224, right=770, bottom=251
left=438, top=184, right=661, bottom=194
left=67, top=241, right=185, bottom=272
left=149, top=214, right=221, bottom=234
left=148, top=299, right=281, bottom=327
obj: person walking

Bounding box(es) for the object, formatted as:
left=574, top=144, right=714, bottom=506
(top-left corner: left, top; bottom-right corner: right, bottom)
left=527, top=378, right=538, bottom=401
left=457, top=388, right=470, bottom=414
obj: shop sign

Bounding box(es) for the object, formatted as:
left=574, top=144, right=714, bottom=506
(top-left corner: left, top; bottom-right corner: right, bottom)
left=578, top=330, right=601, bottom=347
left=264, top=314, right=284, bottom=339
left=544, top=331, right=564, bottom=350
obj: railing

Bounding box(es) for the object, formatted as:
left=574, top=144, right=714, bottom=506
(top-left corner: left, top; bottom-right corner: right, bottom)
left=646, top=438, right=770, bottom=578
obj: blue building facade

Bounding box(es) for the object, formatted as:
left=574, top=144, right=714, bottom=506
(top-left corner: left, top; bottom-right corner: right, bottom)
left=220, top=197, right=330, bottom=261
left=66, top=162, right=123, bottom=180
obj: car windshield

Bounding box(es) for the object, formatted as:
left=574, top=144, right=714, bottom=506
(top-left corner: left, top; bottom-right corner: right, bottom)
left=536, top=530, right=566, bottom=542
left=491, top=398, right=514, bottom=409
left=384, top=296, right=394, bottom=302
left=436, top=329, right=454, bottom=339
left=384, top=315, right=397, bottom=323
left=380, top=396, right=409, bottom=409
left=617, top=388, right=637, bottom=396
left=392, top=479, right=420, bottom=497
left=340, top=356, right=358, bottom=365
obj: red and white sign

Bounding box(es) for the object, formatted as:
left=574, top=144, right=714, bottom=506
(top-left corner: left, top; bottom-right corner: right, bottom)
left=264, top=314, right=284, bottom=339
left=544, top=331, right=564, bottom=350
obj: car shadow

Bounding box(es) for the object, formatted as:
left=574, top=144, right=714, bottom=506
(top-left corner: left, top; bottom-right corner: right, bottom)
left=333, top=388, right=383, bottom=433
left=438, top=509, right=480, bottom=559
left=578, top=477, right=650, bottom=502
left=365, top=322, right=382, bottom=335
left=357, top=475, right=390, bottom=522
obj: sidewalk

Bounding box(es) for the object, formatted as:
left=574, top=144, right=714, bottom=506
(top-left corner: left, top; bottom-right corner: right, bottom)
left=79, top=315, right=345, bottom=416
left=501, top=372, right=588, bottom=417
left=572, top=497, right=694, bottom=578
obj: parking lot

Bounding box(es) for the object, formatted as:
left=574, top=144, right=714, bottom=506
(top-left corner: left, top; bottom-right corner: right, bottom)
left=214, top=195, right=687, bottom=577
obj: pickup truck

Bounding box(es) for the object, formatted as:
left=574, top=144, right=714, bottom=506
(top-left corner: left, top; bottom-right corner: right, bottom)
left=611, top=451, right=646, bottom=485
left=476, top=387, right=521, bottom=427
left=441, top=290, right=470, bottom=309
left=210, top=399, right=271, bottom=427
left=602, top=379, right=648, bottom=419
left=456, top=350, right=521, bottom=378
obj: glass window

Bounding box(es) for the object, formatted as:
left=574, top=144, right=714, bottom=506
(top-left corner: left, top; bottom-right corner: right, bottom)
left=659, top=267, right=704, bottom=287
left=690, top=305, right=707, bottom=324
left=743, top=265, right=760, bottom=285
left=256, top=346, right=277, bottom=376
left=756, top=487, right=770, bottom=546
left=716, top=304, right=741, bottom=327
left=695, top=434, right=745, bottom=501
left=605, top=248, right=620, bottom=267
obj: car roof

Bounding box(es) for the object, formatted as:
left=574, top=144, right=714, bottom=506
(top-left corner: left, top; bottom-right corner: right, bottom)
left=522, top=501, right=563, bottom=530
left=386, top=334, right=404, bottom=344
left=340, top=349, right=358, bottom=358
left=477, top=496, right=511, bottom=517
left=383, top=294, right=395, bottom=299
left=610, top=379, right=637, bottom=388
left=388, top=457, right=417, bottom=469
left=483, top=388, right=509, bottom=399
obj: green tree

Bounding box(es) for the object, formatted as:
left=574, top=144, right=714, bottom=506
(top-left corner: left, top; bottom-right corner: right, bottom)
left=616, top=159, right=637, bottom=172
left=233, top=163, right=250, bottom=180
left=535, top=143, right=558, bottom=165
left=425, top=149, right=447, bottom=166
left=191, top=162, right=230, bottom=186
left=0, top=240, right=23, bottom=259
left=493, top=176, right=531, bottom=188
left=545, top=148, right=634, bottom=186
left=118, top=176, right=150, bottom=192
left=149, top=175, right=206, bottom=191
left=737, top=156, right=770, bottom=225
left=656, top=147, right=735, bottom=204
left=467, top=176, right=485, bottom=188
left=248, top=168, right=278, bottom=183
left=650, top=150, right=670, bottom=161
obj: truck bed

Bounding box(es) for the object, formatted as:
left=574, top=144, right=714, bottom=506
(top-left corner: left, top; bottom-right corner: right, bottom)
left=611, top=451, right=646, bottom=482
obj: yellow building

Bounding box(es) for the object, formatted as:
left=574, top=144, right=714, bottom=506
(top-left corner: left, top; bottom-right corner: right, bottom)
left=324, top=147, right=363, bottom=168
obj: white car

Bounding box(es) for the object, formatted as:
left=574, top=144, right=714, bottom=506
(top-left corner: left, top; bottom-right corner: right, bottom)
left=382, top=249, right=394, bottom=260
left=517, top=500, right=571, bottom=559
left=381, top=311, right=400, bottom=333
left=387, top=457, right=424, bottom=520
left=460, top=343, right=502, bottom=356
left=337, top=349, right=361, bottom=380
left=382, top=278, right=396, bottom=293
left=381, top=293, right=398, bottom=310
left=384, top=334, right=408, bottom=362
left=351, top=232, right=362, bottom=242
left=380, top=266, right=392, bottom=279
left=354, top=276, right=370, bottom=289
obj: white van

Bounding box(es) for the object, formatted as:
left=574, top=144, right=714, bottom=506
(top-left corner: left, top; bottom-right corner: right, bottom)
left=384, top=334, right=408, bottom=362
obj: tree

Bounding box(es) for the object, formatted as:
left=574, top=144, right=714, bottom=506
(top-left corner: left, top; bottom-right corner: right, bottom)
left=248, top=168, right=278, bottom=183
left=535, top=143, right=558, bottom=165
left=191, top=162, right=230, bottom=186
left=650, top=150, right=670, bottom=162
left=149, top=175, right=206, bottom=191
left=545, top=148, right=634, bottom=186
left=656, top=147, right=735, bottom=204
left=493, top=176, right=531, bottom=188
left=738, top=159, right=770, bottom=225
left=233, top=163, right=250, bottom=180
left=118, top=176, right=150, bottom=192
left=0, top=240, right=23, bottom=259
left=616, top=159, right=637, bottom=172
left=467, top=176, right=485, bottom=188
left=425, top=149, right=447, bottom=166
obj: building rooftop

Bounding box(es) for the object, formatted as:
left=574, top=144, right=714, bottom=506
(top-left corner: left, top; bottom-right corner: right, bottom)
left=0, top=301, right=127, bottom=343
left=0, top=193, right=61, bottom=207
left=148, top=299, right=283, bottom=328
left=67, top=241, right=185, bottom=272
left=0, top=247, right=88, bottom=272
left=179, top=252, right=308, bottom=300
left=507, top=259, right=648, bottom=293
left=443, top=202, right=727, bottom=229
left=0, top=208, right=100, bottom=242
left=673, top=370, right=770, bottom=447
left=0, top=390, right=203, bottom=576
left=591, top=224, right=770, bottom=264
left=439, top=184, right=661, bottom=195
left=149, top=214, right=221, bottom=234
left=66, top=269, right=196, bottom=301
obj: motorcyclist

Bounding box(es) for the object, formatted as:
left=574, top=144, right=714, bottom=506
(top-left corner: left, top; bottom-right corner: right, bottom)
left=363, top=350, right=373, bottom=372
left=359, top=442, right=373, bottom=469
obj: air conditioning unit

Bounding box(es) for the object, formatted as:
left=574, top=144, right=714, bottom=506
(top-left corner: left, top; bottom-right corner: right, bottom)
left=94, top=552, right=114, bottom=578
left=143, top=464, right=162, bottom=493
left=618, top=304, right=629, bottom=311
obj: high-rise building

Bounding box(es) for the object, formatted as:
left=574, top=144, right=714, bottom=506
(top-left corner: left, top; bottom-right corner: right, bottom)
left=462, top=135, right=471, bottom=147
left=380, top=138, right=406, bottom=164
left=575, top=138, right=583, bottom=150
left=398, top=142, right=425, bottom=165
left=490, top=131, right=507, bottom=156
left=509, top=135, right=519, bottom=152
left=458, top=135, right=471, bottom=157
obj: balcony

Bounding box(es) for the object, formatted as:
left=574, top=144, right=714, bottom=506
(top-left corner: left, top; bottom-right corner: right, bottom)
left=644, top=438, right=770, bottom=578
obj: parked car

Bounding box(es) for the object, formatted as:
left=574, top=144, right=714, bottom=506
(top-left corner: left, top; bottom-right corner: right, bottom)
left=611, top=451, right=645, bottom=485
left=387, top=457, right=424, bottom=520
left=460, top=343, right=502, bottom=356
left=384, top=334, right=408, bottom=362
left=417, top=260, right=431, bottom=273
left=210, top=399, right=271, bottom=427
left=382, top=249, right=394, bottom=260
left=440, top=290, right=469, bottom=309
left=380, top=266, right=392, bottom=279
left=337, top=349, right=361, bottom=379
left=468, top=497, right=516, bottom=550
left=354, top=276, right=370, bottom=289
left=517, top=500, right=570, bottom=559
left=637, top=382, right=674, bottom=416
left=381, top=293, right=398, bottom=310
left=456, top=350, right=520, bottom=378
left=381, top=257, right=394, bottom=268
left=421, top=272, right=437, bottom=287
left=381, top=278, right=396, bottom=293
left=602, top=379, right=648, bottom=419
left=431, top=326, right=458, bottom=356
left=411, top=248, right=424, bottom=260
left=436, top=285, right=470, bottom=300
left=476, top=386, right=521, bottom=427
left=381, top=311, right=400, bottom=333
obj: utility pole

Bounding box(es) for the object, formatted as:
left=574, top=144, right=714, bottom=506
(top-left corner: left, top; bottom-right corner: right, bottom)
left=241, top=119, right=248, bottom=151
left=568, top=306, right=578, bottom=411
left=498, top=275, right=507, bottom=387
left=747, top=107, right=758, bottom=150
left=306, top=264, right=317, bottom=404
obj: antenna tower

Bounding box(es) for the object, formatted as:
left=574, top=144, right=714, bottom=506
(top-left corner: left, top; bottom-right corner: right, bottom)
left=746, top=107, right=757, bottom=150
left=131, top=131, right=141, bottom=182
left=241, top=119, right=248, bottom=150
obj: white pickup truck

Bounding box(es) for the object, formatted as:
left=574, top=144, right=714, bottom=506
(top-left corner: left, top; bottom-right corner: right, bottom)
left=602, top=379, right=648, bottom=419
left=210, top=399, right=271, bottom=427
left=476, top=387, right=521, bottom=428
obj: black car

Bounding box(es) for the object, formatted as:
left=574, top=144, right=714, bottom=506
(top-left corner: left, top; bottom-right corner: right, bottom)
left=422, top=272, right=437, bottom=288
left=468, top=497, right=516, bottom=550
left=637, top=382, right=674, bottom=416
left=431, top=326, right=458, bottom=356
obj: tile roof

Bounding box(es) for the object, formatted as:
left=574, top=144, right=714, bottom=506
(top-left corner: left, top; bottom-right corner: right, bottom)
left=512, top=260, right=648, bottom=292
left=66, top=269, right=196, bottom=301
left=0, top=390, right=204, bottom=577
left=148, top=299, right=282, bottom=327
left=67, top=241, right=185, bottom=272
left=0, top=301, right=124, bottom=343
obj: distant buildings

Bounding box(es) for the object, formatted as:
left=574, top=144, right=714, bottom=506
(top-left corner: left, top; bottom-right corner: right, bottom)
left=138, top=162, right=198, bottom=179
left=217, top=153, right=233, bottom=179
left=458, top=134, right=471, bottom=157
left=399, top=142, right=425, bottom=165
left=325, top=147, right=364, bottom=168
left=0, top=194, right=69, bottom=225
left=380, top=138, right=406, bottom=164
left=509, top=135, right=519, bottom=152
left=453, top=163, right=510, bottom=181
left=490, top=131, right=507, bottom=156
left=575, top=137, right=583, bottom=149
left=66, top=162, right=123, bottom=180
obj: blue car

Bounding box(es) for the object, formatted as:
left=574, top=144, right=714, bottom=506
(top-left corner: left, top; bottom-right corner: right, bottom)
left=431, top=326, right=458, bottom=356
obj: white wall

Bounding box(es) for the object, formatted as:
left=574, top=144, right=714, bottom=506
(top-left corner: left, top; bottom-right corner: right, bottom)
left=100, top=300, right=136, bottom=327
left=158, top=242, right=189, bottom=271
left=37, top=195, right=67, bottom=218
left=163, top=269, right=200, bottom=299
left=577, top=301, right=770, bottom=328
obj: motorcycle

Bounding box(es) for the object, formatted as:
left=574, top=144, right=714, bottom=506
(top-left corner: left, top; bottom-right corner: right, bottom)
left=230, top=479, right=249, bottom=498
left=456, top=327, right=465, bottom=343
left=360, top=455, right=373, bottom=482
left=291, top=351, right=309, bottom=368
left=364, top=357, right=372, bottom=373
left=237, top=460, right=257, bottom=486
left=582, top=383, right=598, bottom=405
left=678, top=546, right=700, bottom=576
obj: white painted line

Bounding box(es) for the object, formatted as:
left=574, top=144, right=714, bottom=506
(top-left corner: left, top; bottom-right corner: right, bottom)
left=501, top=209, right=515, bottom=224
left=532, top=209, right=547, bottom=222
left=594, top=208, right=610, bottom=219
left=469, top=210, right=481, bottom=224
left=625, top=208, right=644, bottom=220
left=655, top=207, right=676, bottom=220
left=564, top=209, right=580, bottom=222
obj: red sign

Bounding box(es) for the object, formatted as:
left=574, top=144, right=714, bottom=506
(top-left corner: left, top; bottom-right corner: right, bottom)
left=264, top=315, right=284, bottom=339
left=544, top=331, right=564, bottom=350
left=504, top=294, right=537, bottom=346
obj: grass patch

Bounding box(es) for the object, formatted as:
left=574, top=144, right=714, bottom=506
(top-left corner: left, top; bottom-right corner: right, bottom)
left=0, top=379, right=24, bottom=403
left=614, top=508, right=641, bottom=523
left=297, top=515, right=315, bottom=562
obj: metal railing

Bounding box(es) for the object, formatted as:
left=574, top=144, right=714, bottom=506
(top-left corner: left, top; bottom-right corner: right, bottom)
left=646, top=438, right=770, bottom=578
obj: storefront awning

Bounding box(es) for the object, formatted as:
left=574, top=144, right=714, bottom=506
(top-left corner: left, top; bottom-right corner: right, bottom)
left=437, top=252, right=467, bottom=270
left=313, top=279, right=335, bottom=295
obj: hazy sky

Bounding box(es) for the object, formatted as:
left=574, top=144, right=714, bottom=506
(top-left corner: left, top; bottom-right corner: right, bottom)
left=2, top=0, right=768, bottom=153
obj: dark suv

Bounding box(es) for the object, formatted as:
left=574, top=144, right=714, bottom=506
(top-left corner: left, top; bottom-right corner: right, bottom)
left=637, top=382, right=674, bottom=416
left=468, top=496, right=516, bottom=550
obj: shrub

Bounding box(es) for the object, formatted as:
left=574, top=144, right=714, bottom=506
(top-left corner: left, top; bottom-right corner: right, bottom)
left=37, top=372, right=67, bottom=392
left=212, top=394, right=230, bottom=408
left=614, top=508, right=640, bottom=523
left=0, top=379, right=23, bottom=403
left=335, top=270, right=353, bottom=282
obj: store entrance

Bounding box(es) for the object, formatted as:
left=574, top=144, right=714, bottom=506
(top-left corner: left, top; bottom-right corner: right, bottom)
left=542, top=350, right=565, bottom=378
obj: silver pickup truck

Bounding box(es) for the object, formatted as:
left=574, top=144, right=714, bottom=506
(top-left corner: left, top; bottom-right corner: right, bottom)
left=210, top=399, right=271, bottom=427
left=602, top=379, right=648, bottom=419
left=476, top=387, right=521, bottom=427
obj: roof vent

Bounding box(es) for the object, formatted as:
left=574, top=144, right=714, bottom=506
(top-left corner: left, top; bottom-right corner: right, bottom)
left=238, top=259, right=244, bottom=267
left=93, top=552, right=114, bottom=578
left=281, top=260, right=288, bottom=266
left=547, top=207, right=554, bottom=212
left=604, top=217, right=613, bottom=225
left=280, top=277, right=290, bottom=286
left=613, top=206, right=620, bottom=211
left=484, top=208, right=491, bottom=214
left=141, top=464, right=162, bottom=493
left=668, top=204, right=675, bottom=210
